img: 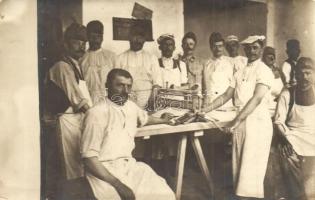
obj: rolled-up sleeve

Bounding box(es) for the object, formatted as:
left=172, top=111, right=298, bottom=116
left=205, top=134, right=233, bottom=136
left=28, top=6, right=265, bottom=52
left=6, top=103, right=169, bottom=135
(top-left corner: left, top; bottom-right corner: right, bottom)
left=256, top=63, right=273, bottom=89
left=136, top=106, right=149, bottom=127
left=150, top=55, right=163, bottom=86
left=80, top=110, right=105, bottom=158
left=274, top=90, right=290, bottom=133
left=48, top=62, right=88, bottom=111
left=282, top=62, right=291, bottom=84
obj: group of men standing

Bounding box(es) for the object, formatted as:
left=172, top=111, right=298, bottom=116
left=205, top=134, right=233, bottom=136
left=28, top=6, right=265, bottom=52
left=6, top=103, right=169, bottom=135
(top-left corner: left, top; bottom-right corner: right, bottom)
left=43, top=19, right=314, bottom=200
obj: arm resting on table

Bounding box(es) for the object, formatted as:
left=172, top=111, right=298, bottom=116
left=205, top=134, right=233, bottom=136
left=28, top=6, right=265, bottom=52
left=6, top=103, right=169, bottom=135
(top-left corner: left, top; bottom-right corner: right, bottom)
left=146, top=116, right=169, bottom=126
left=202, top=87, right=234, bottom=113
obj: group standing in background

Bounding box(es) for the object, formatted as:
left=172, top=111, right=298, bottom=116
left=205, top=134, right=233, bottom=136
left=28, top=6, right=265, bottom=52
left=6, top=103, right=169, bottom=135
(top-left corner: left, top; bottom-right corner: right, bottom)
left=43, top=18, right=314, bottom=200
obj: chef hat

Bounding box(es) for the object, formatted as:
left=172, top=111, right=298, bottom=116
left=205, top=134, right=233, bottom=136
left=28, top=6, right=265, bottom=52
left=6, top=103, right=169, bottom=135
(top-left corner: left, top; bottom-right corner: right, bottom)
left=226, top=35, right=239, bottom=43
left=157, top=34, right=175, bottom=44
left=64, top=23, right=87, bottom=42
left=87, top=20, right=104, bottom=34
left=240, top=35, right=265, bottom=45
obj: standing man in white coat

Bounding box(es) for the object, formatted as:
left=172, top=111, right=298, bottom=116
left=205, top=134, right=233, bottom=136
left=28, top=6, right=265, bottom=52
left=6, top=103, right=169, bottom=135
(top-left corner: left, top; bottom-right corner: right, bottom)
left=115, top=25, right=162, bottom=110
left=225, top=35, right=247, bottom=73
left=80, top=20, right=115, bottom=104
left=203, top=32, right=234, bottom=108
left=201, top=35, right=274, bottom=200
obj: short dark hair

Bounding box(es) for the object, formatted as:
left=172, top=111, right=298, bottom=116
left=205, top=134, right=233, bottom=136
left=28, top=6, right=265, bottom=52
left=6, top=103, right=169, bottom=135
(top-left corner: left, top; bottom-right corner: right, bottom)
left=296, top=57, right=314, bottom=71
left=182, top=31, right=197, bottom=44
left=287, top=39, right=300, bottom=50
left=209, top=32, right=224, bottom=46
left=64, top=23, right=87, bottom=42
left=106, top=68, right=133, bottom=88
left=257, top=40, right=264, bottom=47
left=87, top=20, right=104, bottom=34
left=263, top=46, right=276, bottom=57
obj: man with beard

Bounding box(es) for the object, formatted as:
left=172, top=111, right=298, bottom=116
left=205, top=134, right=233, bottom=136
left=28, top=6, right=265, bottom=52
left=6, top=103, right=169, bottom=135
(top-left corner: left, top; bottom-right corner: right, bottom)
left=157, top=33, right=188, bottom=88
left=178, top=32, right=204, bottom=90
left=225, top=35, right=247, bottom=73
left=80, top=68, right=176, bottom=200
left=202, top=32, right=234, bottom=108
left=115, top=25, right=162, bottom=110
left=80, top=20, right=115, bottom=104
left=45, top=22, right=91, bottom=115
left=44, top=22, right=92, bottom=199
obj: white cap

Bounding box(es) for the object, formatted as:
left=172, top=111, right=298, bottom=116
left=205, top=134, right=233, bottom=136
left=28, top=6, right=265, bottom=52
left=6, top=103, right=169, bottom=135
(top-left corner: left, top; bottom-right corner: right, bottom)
left=240, top=35, right=265, bottom=44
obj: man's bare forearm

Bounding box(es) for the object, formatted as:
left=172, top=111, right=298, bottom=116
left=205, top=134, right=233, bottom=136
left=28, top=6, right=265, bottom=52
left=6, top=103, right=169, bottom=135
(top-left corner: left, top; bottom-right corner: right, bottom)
left=202, top=87, right=234, bottom=113
left=146, top=116, right=168, bottom=126
left=83, top=157, right=121, bottom=187
left=234, top=96, right=261, bottom=122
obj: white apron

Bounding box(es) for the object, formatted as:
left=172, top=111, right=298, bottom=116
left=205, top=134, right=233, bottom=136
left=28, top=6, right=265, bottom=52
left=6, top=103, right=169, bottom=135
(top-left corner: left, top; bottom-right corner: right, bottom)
left=57, top=80, right=93, bottom=179
left=232, top=60, right=273, bottom=198
left=86, top=158, right=175, bottom=200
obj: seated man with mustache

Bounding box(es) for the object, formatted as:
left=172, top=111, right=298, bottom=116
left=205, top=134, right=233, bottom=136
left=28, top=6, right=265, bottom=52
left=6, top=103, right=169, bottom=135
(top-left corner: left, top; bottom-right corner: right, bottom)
left=274, top=57, right=315, bottom=199
left=80, top=68, right=176, bottom=200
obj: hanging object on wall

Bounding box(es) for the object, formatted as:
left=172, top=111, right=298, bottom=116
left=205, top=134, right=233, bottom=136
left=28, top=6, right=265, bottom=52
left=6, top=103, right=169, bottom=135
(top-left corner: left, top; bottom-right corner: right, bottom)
left=112, top=17, right=153, bottom=41
left=131, top=2, right=153, bottom=20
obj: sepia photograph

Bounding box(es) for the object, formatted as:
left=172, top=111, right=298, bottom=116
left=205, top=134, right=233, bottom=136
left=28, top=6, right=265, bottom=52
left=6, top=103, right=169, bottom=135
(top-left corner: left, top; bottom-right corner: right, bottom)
left=0, top=0, right=315, bottom=199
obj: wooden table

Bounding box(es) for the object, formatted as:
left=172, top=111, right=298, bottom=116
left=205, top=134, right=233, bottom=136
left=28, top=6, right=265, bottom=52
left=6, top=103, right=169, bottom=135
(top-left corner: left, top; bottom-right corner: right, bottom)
left=136, top=116, right=233, bottom=200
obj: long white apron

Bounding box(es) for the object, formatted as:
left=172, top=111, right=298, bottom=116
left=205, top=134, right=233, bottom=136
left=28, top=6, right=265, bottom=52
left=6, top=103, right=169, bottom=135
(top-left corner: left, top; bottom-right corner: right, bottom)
left=232, top=64, right=273, bottom=198
left=57, top=80, right=93, bottom=179
left=86, top=158, right=176, bottom=200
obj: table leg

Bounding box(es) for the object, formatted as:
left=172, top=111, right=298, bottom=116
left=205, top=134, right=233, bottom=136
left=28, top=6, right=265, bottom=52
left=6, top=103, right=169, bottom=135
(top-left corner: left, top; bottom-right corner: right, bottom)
left=175, top=135, right=187, bottom=200
left=190, top=131, right=215, bottom=199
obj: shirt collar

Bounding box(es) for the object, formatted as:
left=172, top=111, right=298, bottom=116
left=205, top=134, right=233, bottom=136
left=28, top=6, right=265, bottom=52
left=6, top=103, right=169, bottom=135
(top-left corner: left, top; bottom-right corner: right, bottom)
left=213, top=55, right=224, bottom=61
left=106, top=97, right=129, bottom=108
left=162, top=56, right=174, bottom=61
left=87, top=48, right=102, bottom=53
left=129, top=49, right=143, bottom=54
left=246, top=58, right=261, bottom=67
left=181, top=54, right=195, bottom=63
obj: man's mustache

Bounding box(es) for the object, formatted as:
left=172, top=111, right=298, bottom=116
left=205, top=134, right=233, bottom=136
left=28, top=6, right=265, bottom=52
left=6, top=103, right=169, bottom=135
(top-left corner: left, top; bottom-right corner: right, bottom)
left=110, top=93, right=129, bottom=102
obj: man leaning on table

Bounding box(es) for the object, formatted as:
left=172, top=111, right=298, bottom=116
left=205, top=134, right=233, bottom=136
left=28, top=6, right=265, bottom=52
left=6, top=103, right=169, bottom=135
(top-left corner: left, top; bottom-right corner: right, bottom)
left=80, top=68, right=176, bottom=200
left=201, top=35, right=274, bottom=200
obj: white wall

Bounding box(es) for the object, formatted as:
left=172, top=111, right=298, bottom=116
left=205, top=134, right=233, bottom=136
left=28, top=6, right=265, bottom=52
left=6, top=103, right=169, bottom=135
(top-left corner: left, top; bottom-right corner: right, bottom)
left=0, top=0, right=40, bottom=199
left=82, top=0, right=184, bottom=57
left=267, top=0, right=315, bottom=65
